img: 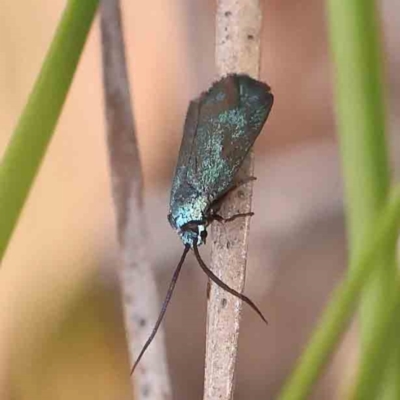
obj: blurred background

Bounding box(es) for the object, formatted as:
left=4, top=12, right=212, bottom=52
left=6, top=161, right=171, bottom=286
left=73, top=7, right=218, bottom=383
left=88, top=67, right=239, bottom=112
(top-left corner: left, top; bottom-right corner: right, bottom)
left=1, top=0, right=399, bottom=399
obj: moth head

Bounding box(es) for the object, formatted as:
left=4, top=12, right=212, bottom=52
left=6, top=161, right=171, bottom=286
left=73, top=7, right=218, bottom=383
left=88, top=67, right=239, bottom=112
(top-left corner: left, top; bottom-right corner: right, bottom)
left=180, top=220, right=208, bottom=247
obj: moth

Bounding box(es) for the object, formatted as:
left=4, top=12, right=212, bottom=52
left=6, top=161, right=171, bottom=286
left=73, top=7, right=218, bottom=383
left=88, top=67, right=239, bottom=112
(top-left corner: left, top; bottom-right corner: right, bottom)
left=131, top=74, right=274, bottom=373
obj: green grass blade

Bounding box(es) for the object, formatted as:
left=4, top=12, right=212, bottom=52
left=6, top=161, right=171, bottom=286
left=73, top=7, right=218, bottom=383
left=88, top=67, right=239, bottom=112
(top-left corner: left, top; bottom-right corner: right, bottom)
left=277, top=188, right=400, bottom=400
left=349, top=280, right=400, bottom=400
left=0, top=0, right=99, bottom=262
left=327, top=0, right=395, bottom=341
left=326, top=0, right=399, bottom=397
left=327, top=0, right=389, bottom=258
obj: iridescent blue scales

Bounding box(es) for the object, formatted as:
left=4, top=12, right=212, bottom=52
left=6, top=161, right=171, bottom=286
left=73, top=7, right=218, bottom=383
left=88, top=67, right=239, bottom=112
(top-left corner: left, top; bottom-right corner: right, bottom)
left=131, top=74, right=273, bottom=374
left=168, top=74, right=274, bottom=246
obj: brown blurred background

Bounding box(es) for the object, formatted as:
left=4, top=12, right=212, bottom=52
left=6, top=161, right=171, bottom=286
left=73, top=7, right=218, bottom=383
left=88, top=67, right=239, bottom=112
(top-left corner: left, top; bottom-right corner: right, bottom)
left=1, top=0, right=400, bottom=399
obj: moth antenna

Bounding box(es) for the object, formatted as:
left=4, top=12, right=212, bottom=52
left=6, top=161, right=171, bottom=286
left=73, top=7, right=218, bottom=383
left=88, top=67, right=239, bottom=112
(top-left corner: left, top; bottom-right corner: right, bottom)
left=130, top=244, right=190, bottom=375
left=193, top=242, right=268, bottom=325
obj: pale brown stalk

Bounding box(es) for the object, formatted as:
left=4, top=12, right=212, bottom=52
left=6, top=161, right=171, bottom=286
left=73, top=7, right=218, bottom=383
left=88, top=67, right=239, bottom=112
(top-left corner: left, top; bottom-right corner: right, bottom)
left=204, top=1, right=263, bottom=399
left=100, top=1, right=172, bottom=398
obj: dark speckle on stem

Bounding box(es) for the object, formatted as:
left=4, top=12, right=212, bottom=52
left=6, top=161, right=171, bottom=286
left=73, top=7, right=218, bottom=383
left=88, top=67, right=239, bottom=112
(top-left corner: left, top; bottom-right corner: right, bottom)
left=221, top=298, right=227, bottom=308
left=247, top=34, right=254, bottom=40
left=139, top=317, right=147, bottom=327
left=224, top=11, right=232, bottom=17
left=142, top=384, right=151, bottom=397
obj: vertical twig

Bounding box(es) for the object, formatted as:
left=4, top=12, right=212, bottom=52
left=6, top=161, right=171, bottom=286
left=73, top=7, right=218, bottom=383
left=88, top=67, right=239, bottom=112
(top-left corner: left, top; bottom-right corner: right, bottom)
left=204, top=1, right=262, bottom=399
left=100, top=1, right=172, bottom=399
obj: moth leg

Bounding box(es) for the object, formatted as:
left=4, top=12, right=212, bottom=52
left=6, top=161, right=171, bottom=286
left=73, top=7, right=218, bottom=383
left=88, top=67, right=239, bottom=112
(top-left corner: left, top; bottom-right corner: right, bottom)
left=210, top=176, right=256, bottom=224
left=209, top=176, right=257, bottom=216
left=213, top=212, right=254, bottom=224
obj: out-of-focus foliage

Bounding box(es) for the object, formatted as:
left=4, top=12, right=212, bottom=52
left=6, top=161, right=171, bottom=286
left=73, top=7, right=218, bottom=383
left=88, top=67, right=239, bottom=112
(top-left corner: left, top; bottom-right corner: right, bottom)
left=1, top=0, right=400, bottom=399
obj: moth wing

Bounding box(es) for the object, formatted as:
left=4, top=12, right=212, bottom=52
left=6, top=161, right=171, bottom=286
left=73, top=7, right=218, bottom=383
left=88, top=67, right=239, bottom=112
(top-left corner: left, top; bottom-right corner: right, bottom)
left=169, top=99, right=200, bottom=203
left=186, top=74, right=273, bottom=202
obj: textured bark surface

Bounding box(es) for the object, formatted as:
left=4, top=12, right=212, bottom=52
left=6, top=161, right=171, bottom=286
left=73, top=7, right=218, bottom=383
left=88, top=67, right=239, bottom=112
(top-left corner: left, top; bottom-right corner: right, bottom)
left=204, top=1, right=263, bottom=399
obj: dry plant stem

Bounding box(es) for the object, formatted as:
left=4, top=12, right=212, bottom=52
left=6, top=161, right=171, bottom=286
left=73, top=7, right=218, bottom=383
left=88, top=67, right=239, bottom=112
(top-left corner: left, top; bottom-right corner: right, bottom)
left=100, top=1, right=172, bottom=399
left=204, top=1, right=262, bottom=399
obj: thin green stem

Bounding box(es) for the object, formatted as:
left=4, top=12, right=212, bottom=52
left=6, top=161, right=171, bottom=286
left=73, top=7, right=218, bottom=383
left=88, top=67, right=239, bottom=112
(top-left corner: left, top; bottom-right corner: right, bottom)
left=326, top=0, right=399, bottom=397
left=349, top=279, right=400, bottom=400
left=277, top=188, right=400, bottom=400
left=327, top=0, right=394, bottom=333
left=0, top=0, right=99, bottom=262
left=327, top=0, right=389, bottom=257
